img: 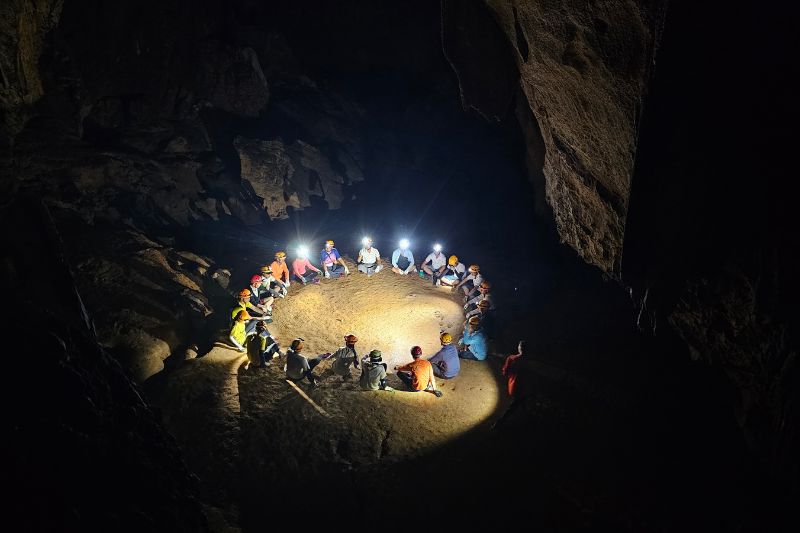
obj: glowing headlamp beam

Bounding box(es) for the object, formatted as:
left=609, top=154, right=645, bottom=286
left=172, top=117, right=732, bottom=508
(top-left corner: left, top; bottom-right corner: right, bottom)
left=399, top=238, right=410, bottom=249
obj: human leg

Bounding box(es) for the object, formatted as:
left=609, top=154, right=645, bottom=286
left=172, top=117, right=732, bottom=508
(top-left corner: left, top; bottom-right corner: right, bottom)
left=397, top=371, right=415, bottom=391
left=459, top=349, right=480, bottom=360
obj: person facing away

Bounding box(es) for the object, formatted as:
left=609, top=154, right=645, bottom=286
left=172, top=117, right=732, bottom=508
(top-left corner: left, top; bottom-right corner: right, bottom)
left=246, top=320, right=281, bottom=368
left=458, top=316, right=489, bottom=361
left=330, top=334, right=359, bottom=380
left=357, top=237, right=383, bottom=276
left=269, top=251, right=292, bottom=287
left=421, top=246, right=447, bottom=284
left=394, top=346, right=442, bottom=397
left=359, top=349, right=393, bottom=391
left=285, top=338, right=329, bottom=388
left=391, top=240, right=416, bottom=275
left=292, top=249, right=321, bottom=285
left=493, top=341, right=534, bottom=430
left=440, top=255, right=466, bottom=287
left=428, top=332, right=460, bottom=379
left=320, top=239, right=349, bottom=278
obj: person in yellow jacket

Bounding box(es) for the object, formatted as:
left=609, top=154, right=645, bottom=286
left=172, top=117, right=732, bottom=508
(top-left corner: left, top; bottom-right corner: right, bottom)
left=229, top=310, right=251, bottom=352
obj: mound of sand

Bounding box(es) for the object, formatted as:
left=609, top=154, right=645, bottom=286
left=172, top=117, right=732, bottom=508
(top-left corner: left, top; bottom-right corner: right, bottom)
left=150, top=259, right=504, bottom=526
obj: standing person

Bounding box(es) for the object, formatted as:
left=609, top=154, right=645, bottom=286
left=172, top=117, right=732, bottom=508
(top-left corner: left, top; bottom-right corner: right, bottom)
left=229, top=310, right=251, bottom=352
left=421, top=244, right=447, bottom=285
left=359, top=349, right=393, bottom=391
left=464, top=281, right=493, bottom=313
left=246, top=320, right=281, bottom=368
left=440, top=255, right=466, bottom=287
left=357, top=237, right=383, bottom=276
left=270, top=251, right=291, bottom=288
left=455, top=264, right=483, bottom=298
left=493, top=341, right=534, bottom=430
left=391, top=239, right=416, bottom=275
left=458, top=316, right=489, bottom=361
left=329, top=334, right=359, bottom=381
left=321, top=240, right=349, bottom=278
left=292, top=247, right=322, bottom=285
left=285, top=338, right=329, bottom=388
left=394, top=346, right=442, bottom=397
left=428, top=332, right=460, bottom=379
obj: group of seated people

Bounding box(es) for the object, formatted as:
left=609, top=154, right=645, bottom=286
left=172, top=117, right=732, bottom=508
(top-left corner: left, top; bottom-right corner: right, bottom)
left=227, top=237, right=497, bottom=392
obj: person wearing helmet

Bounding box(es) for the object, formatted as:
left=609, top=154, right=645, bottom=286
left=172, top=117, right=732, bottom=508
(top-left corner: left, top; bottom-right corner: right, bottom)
left=259, top=265, right=287, bottom=299
left=394, top=346, right=442, bottom=397
left=455, top=264, right=483, bottom=298
left=229, top=309, right=251, bottom=352
left=232, top=289, right=270, bottom=335
left=270, top=251, right=291, bottom=288
left=440, top=255, right=466, bottom=287
left=458, top=316, right=489, bottom=361
left=248, top=275, right=274, bottom=314
left=246, top=320, right=281, bottom=368
left=292, top=247, right=322, bottom=285
left=391, top=239, right=416, bottom=275
left=285, top=338, right=330, bottom=388
left=359, top=350, right=393, bottom=391
left=466, top=299, right=496, bottom=339
left=329, top=334, right=359, bottom=380
left=465, top=281, right=493, bottom=313
left=357, top=237, right=383, bottom=276
left=427, top=332, right=460, bottom=379
left=320, top=240, right=349, bottom=278
left=420, top=244, right=447, bottom=285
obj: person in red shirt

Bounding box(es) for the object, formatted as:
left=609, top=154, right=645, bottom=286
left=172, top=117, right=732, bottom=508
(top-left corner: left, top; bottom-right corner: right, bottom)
left=394, top=346, right=443, bottom=397
left=292, top=248, right=322, bottom=285
left=493, top=340, right=532, bottom=430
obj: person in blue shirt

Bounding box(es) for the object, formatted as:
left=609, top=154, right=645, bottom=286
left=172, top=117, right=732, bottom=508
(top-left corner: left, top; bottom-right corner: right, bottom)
left=391, top=239, right=416, bottom=275
left=320, top=239, right=349, bottom=278
left=458, top=316, right=489, bottom=361
left=428, top=332, right=460, bottom=378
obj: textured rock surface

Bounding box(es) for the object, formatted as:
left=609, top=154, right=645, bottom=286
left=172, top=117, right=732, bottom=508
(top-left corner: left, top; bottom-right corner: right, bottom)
left=443, top=0, right=664, bottom=272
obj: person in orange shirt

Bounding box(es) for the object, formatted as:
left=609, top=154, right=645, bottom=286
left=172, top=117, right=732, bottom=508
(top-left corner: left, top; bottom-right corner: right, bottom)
left=394, top=346, right=443, bottom=397
left=492, top=340, right=533, bottom=430
left=270, top=251, right=292, bottom=287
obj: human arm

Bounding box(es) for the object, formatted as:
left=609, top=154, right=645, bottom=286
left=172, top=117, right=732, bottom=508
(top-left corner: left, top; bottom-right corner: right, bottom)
left=357, top=250, right=364, bottom=264
left=229, top=335, right=245, bottom=351
left=391, top=249, right=400, bottom=268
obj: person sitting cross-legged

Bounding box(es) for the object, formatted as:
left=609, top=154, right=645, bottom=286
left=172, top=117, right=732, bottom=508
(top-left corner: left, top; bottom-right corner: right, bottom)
left=292, top=248, right=322, bottom=285
left=428, top=332, right=460, bottom=379
left=229, top=310, right=251, bottom=352
left=321, top=239, right=349, bottom=279
left=359, top=349, right=393, bottom=391
left=329, top=334, right=359, bottom=381
left=458, top=316, right=488, bottom=361
left=394, top=346, right=442, bottom=397
left=357, top=237, right=383, bottom=276
left=391, top=239, right=416, bottom=275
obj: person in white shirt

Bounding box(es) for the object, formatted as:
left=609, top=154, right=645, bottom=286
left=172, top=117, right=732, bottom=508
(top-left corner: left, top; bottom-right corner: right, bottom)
left=441, top=255, right=466, bottom=287
left=455, top=264, right=483, bottom=297
left=391, top=239, right=416, bottom=275
left=421, top=244, right=447, bottom=285
left=357, top=237, right=383, bottom=276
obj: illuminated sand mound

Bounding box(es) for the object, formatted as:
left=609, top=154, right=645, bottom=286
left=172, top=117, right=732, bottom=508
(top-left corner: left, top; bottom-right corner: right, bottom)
left=152, top=262, right=503, bottom=512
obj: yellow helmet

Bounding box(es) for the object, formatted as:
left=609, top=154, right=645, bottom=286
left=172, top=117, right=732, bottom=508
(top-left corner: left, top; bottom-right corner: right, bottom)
left=325, top=239, right=334, bottom=246
left=440, top=332, right=452, bottom=345
left=448, top=255, right=458, bottom=266
left=275, top=251, right=286, bottom=259
left=260, top=265, right=272, bottom=274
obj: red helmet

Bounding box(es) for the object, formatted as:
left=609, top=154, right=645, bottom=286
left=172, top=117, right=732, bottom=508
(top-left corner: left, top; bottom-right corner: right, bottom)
left=250, top=275, right=262, bottom=285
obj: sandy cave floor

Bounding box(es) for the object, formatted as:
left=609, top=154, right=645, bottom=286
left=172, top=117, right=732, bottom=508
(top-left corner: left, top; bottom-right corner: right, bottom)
left=148, top=260, right=506, bottom=526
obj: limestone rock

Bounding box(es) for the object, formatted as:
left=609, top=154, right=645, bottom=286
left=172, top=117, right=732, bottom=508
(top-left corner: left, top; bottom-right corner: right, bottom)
left=443, top=0, right=664, bottom=273
left=235, top=136, right=348, bottom=219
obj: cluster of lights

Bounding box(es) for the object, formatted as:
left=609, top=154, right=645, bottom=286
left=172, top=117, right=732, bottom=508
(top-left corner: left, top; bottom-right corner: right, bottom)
left=292, top=238, right=442, bottom=257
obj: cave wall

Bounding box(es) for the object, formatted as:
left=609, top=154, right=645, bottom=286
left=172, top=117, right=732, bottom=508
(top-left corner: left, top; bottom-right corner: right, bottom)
left=443, top=0, right=664, bottom=273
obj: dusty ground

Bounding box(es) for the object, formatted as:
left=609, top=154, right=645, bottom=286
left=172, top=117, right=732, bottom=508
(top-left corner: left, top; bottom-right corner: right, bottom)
left=147, top=258, right=505, bottom=530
